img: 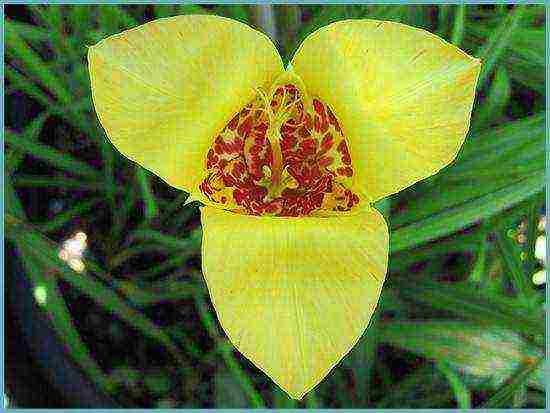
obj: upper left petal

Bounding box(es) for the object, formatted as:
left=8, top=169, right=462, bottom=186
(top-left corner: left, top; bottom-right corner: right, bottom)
left=88, top=15, right=284, bottom=194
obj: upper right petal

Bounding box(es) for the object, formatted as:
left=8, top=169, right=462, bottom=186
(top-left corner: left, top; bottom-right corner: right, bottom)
left=88, top=15, right=284, bottom=195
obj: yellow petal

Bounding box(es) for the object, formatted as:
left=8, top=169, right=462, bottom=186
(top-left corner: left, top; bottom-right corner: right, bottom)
left=291, top=19, right=481, bottom=202
left=88, top=15, right=284, bottom=197
left=200, top=206, right=389, bottom=399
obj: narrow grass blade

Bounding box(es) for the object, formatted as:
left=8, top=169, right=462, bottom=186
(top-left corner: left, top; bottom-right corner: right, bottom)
left=390, top=231, right=480, bottom=273
left=436, top=5, right=451, bottom=37
left=97, top=5, right=139, bottom=33
left=391, top=278, right=544, bottom=338
left=115, top=279, right=197, bottom=307
left=13, top=175, right=105, bottom=191
left=195, top=295, right=265, bottom=408
left=7, top=176, right=111, bottom=392
left=451, top=5, right=465, bottom=46
left=472, top=67, right=511, bottom=130
left=304, top=391, right=319, bottom=408
left=130, top=228, right=202, bottom=252
left=393, top=114, right=545, bottom=228
left=380, top=321, right=543, bottom=391
left=136, top=167, right=159, bottom=221
left=437, top=362, right=471, bottom=408
left=476, top=5, right=527, bottom=88
left=454, top=113, right=544, bottom=173
left=16, top=244, right=111, bottom=391
left=481, top=357, right=543, bottom=408
left=4, top=19, right=49, bottom=42
left=159, top=191, right=191, bottom=223
left=6, top=216, right=187, bottom=369
left=5, top=29, right=72, bottom=104
left=38, top=198, right=101, bottom=234
left=111, top=184, right=139, bottom=239
left=5, top=66, right=93, bottom=135
left=495, top=230, right=535, bottom=302
left=6, top=133, right=100, bottom=179
left=375, top=365, right=451, bottom=408
left=5, top=112, right=50, bottom=173
left=392, top=171, right=545, bottom=253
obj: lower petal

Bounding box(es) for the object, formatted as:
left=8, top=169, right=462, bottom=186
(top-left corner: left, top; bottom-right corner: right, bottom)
left=200, top=206, right=389, bottom=399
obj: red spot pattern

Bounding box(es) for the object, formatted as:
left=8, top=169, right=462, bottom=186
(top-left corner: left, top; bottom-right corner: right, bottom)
left=199, top=84, right=360, bottom=216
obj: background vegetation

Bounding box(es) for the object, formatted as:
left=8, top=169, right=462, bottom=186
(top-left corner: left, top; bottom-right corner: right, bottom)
left=4, top=4, right=546, bottom=408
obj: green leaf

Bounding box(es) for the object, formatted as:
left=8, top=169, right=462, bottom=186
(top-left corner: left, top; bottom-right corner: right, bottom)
left=4, top=19, right=50, bottom=42
left=379, top=321, right=543, bottom=390
left=111, top=184, right=139, bottom=238
left=466, top=14, right=544, bottom=93
left=144, top=371, right=171, bottom=396
left=403, top=6, right=432, bottom=30
left=97, top=5, right=139, bottom=33
left=436, top=5, right=451, bottom=37
left=38, top=198, right=102, bottom=234
left=6, top=215, right=188, bottom=370
left=6, top=175, right=111, bottom=392
left=130, top=228, right=202, bottom=252
left=392, top=171, right=545, bottom=253
left=214, top=368, right=249, bottom=407
left=393, top=278, right=544, bottom=339
left=5, top=112, right=50, bottom=174
left=451, top=116, right=544, bottom=180
left=5, top=67, right=93, bottom=135
left=475, top=5, right=528, bottom=88
left=108, top=244, right=172, bottom=269
left=100, top=138, right=117, bottom=217
left=68, top=6, right=97, bottom=45
left=175, top=4, right=210, bottom=16
left=450, top=5, right=465, bottom=46
left=390, top=231, right=480, bottom=273
left=13, top=175, right=106, bottom=191
left=115, top=279, right=197, bottom=307
left=375, top=364, right=452, bottom=408
left=472, top=66, right=511, bottom=130
left=481, top=357, right=543, bottom=407
left=5, top=28, right=72, bottom=104
left=16, top=244, right=111, bottom=391
left=437, top=361, right=471, bottom=408
left=304, top=391, right=320, bottom=408
left=212, top=5, right=249, bottom=23
left=272, top=387, right=298, bottom=408
left=136, top=167, right=159, bottom=221
left=393, top=114, right=545, bottom=229
left=5, top=133, right=100, bottom=179
left=469, top=236, right=487, bottom=285
left=29, top=6, right=69, bottom=62
left=495, top=230, right=535, bottom=302
left=5, top=176, right=25, bottom=219
left=195, top=295, right=265, bottom=408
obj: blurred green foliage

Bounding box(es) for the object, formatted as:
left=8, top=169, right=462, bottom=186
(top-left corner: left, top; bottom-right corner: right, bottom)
left=4, top=4, right=546, bottom=408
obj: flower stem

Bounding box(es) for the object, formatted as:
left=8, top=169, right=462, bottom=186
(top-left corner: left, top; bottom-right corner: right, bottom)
left=277, top=5, right=302, bottom=61
left=251, top=5, right=279, bottom=48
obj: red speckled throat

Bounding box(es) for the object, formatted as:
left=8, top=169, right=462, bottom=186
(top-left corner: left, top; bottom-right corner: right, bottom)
left=199, top=83, right=359, bottom=216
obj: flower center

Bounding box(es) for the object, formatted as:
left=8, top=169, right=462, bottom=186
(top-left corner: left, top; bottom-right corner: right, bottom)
left=199, top=83, right=359, bottom=217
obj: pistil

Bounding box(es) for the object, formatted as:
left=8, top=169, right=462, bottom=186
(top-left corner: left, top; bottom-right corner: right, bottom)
left=268, top=127, right=284, bottom=189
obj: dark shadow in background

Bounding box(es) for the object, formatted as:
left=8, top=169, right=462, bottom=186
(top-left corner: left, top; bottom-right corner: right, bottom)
left=5, top=242, right=118, bottom=408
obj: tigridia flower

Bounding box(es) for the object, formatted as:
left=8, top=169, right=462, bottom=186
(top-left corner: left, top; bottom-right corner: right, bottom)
left=88, top=15, right=480, bottom=399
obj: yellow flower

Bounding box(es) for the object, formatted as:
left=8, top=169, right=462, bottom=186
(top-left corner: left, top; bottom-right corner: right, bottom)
left=88, top=15, right=480, bottom=399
